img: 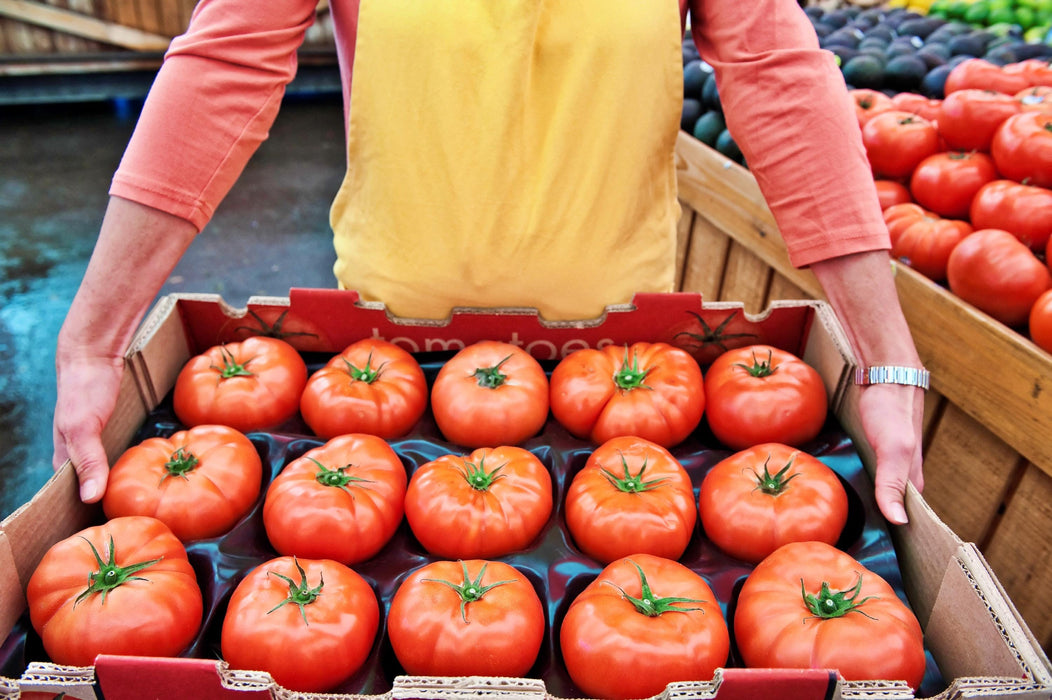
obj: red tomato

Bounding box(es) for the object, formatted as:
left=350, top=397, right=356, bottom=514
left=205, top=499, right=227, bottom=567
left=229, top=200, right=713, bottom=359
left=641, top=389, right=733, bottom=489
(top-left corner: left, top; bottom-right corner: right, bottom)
left=387, top=559, right=544, bottom=677
left=26, top=516, right=203, bottom=667
left=970, top=179, right=1052, bottom=252
left=991, top=111, right=1052, bottom=189
left=936, top=89, right=1021, bottom=152
left=564, top=436, right=696, bottom=564
left=173, top=336, right=307, bottom=433
left=734, top=541, right=926, bottom=688
left=874, top=180, right=913, bottom=211
left=263, top=434, right=407, bottom=565
left=1009, top=58, right=1052, bottom=88
left=1030, top=289, right=1052, bottom=354
left=221, top=306, right=333, bottom=353
left=947, top=229, right=1052, bottom=327
left=909, top=150, right=998, bottom=219
left=221, top=556, right=379, bottom=692
left=883, top=203, right=973, bottom=282
left=300, top=338, right=428, bottom=440
left=944, top=58, right=1031, bottom=96
left=404, top=445, right=552, bottom=558
left=549, top=342, right=705, bottom=448
left=703, top=345, right=828, bottom=450
left=862, top=110, right=942, bottom=180
left=430, top=341, right=549, bottom=447
left=1016, top=85, right=1052, bottom=113
left=103, top=424, right=262, bottom=541
left=559, top=554, right=729, bottom=700
left=698, top=443, right=848, bottom=563
left=890, top=92, right=942, bottom=124
left=849, top=88, right=894, bottom=127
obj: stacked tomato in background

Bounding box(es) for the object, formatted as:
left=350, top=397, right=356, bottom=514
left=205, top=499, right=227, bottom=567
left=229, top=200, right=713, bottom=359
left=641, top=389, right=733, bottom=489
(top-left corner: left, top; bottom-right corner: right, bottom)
left=13, top=331, right=936, bottom=699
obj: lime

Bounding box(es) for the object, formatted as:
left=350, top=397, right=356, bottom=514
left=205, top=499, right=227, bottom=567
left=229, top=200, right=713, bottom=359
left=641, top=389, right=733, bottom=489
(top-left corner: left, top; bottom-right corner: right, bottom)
left=964, top=0, right=991, bottom=22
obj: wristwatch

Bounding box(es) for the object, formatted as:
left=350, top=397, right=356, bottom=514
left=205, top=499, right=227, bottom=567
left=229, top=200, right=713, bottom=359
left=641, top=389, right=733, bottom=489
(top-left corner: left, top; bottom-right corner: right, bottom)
left=854, top=365, right=930, bottom=390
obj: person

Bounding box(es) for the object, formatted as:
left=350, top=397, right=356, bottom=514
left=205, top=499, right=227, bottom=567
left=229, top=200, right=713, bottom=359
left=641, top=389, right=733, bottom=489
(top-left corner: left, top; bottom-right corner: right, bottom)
left=52, top=0, right=926, bottom=524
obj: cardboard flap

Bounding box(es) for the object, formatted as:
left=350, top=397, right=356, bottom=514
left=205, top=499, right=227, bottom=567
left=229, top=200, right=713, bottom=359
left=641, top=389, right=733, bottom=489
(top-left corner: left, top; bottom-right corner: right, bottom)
left=708, top=668, right=840, bottom=700
left=391, top=675, right=547, bottom=700
left=19, top=661, right=97, bottom=699
left=94, top=656, right=272, bottom=700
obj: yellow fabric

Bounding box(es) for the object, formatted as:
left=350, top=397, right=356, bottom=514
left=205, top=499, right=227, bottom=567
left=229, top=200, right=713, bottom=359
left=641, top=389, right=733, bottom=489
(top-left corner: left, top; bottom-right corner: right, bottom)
left=330, top=1, right=683, bottom=321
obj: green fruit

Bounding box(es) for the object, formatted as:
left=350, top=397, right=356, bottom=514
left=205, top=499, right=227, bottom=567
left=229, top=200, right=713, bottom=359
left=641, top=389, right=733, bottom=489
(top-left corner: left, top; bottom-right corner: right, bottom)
left=842, top=54, right=885, bottom=89
left=964, top=1, right=990, bottom=24
left=715, top=129, right=744, bottom=165
left=988, top=6, right=1018, bottom=24
left=692, top=110, right=726, bottom=147
left=1015, top=6, right=1037, bottom=28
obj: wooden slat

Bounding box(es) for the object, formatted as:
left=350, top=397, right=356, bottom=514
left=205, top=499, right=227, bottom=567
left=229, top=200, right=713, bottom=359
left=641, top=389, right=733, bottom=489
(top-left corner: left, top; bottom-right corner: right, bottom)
left=680, top=209, right=731, bottom=301
left=982, top=463, right=1052, bottom=650
left=920, top=403, right=1023, bottom=544
left=674, top=202, right=694, bottom=292
left=137, top=0, right=163, bottom=35
left=0, top=0, right=171, bottom=50
left=765, top=272, right=809, bottom=307
left=719, top=241, right=771, bottom=314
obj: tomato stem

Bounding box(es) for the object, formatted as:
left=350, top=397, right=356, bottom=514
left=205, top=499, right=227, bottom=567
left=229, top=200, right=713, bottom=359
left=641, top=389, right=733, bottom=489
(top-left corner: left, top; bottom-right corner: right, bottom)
left=422, top=561, right=515, bottom=623
left=459, top=455, right=507, bottom=491
left=163, top=446, right=200, bottom=481
left=473, top=355, right=512, bottom=389
left=613, top=347, right=653, bottom=391
left=310, top=458, right=374, bottom=493
left=74, top=536, right=162, bottom=607
left=233, top=308, right=318, bottom=342
left=734, top=348, right=778, bottom=378
left=672, top=309, right=758, bottom=354
left=268, top=557, right=324, bottom=625
left=341, top=351, right=387, bottom=384
left=801, top=574, right=878, bottom=621
left=211, top=345, right=255, bottom=379
left=605, top=560, right=705, bottom=617
left=748, top=454, right=800, bottom=496
left=600, top=453, right=669, bottom=494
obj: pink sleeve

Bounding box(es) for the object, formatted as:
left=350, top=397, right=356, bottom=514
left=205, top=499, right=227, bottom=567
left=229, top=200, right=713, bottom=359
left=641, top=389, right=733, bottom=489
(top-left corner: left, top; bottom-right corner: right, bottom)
left=109, top=0, right=320, bottom=231
left=687, top=0, right=889, bottom=267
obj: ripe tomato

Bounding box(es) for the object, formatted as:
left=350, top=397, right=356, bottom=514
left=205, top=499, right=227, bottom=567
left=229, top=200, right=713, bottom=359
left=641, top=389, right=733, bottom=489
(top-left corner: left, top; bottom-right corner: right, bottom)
left=734, top=541, right=926, bottom=688
left=947, top=229, right=1052, bottom=327
left=1009, top=58, right=1052, bottom=88
left=220, top=556, right=379, bottom=692
left=26, top=516, right=203, bottom=667
left=991, top=111, right=1052, bottom=189
left=862, top=110, right=941, bottom=180
left=889, top=92, right=942, bottom=124
left=849, top=88, right=894, bottom=127
left=1030, top=289, right=1052, bottom=355
left=102, top=424, right=262, bottom=541
left=970, top=179, right=1052, bottom=252
left=221, top=306, right=332, bottom=353
left=300, top=338, right=427, bottom=440
left=430, top=341, right=549, bottom=447
left=1016, top=85, right=1052, bottom=113
left=549, top=342, right=705, bottom=448
left=697, top=443, right=848, bottom=563
left=703, top=345, right=828, bottom=450
left=173, top=336, right=307, bottom=433
left=944, top=58, right=1030, bottom=96
left=404, top=445, right=552, bottom=558
left=387, top=559, right=544, bottom=677
left=559, top=554, right=729, bottom=700
left=874, top=180, right=913, bottom=211
left=263, top=434, right=407, bottom=565
left=909, top=150, right=998, bottom=220
left=883, top=203, right=973, bottom=282
left=936, top=89, right=1021, bottom=153
left=564, top=436, right=696, bottom=564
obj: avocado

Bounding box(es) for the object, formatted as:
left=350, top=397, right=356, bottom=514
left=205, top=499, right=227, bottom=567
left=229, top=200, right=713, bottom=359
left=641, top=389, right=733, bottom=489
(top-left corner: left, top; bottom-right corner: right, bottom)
left=715, top=129, right=745, bottom=165
left=884, top=54, right=930, bottom=91
left=681, top=98, right=703, bottom=132
left=897, top=16, right=945, bottom=38
left=692, top=110, right=726, bottom=148
left=984, top=45, right=1020, bottom=65
left=683, top=60, right=711, bottom=99
left=702, top=72, right=722, bottom=113
left=947, top=33, right=986, bottom=56
left=915, top=45, right=950, bottom=69
left=920, top=63, right=953, bottom=98
left=842, top=54, right=887, bottom=89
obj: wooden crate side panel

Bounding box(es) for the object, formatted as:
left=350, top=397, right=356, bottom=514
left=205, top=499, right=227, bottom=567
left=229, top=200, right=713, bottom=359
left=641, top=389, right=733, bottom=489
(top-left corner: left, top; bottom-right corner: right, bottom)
left=982, top=463, right=1052, bottom=651
left=674, top=201, right=694, bottom=292
left=679, top=207, right=731, bottom=301
left=764, top=272, right=810, bottom=306
left=718, top=240, right=772, bottom=314
left=921, top=403, right=1023, bottom=544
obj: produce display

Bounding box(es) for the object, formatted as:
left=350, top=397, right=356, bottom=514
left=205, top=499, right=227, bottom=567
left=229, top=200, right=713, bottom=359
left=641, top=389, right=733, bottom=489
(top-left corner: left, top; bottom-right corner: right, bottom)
left=682, top=2, right=1052, bottom=354
left=8, top=334, right=940, bottom=697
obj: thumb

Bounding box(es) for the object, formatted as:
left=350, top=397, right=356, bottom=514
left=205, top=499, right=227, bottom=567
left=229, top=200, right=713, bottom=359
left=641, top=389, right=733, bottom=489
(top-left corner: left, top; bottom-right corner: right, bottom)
left=62, top=435, right=111, bottom=504
left=874, top=467, right=910, bottom=526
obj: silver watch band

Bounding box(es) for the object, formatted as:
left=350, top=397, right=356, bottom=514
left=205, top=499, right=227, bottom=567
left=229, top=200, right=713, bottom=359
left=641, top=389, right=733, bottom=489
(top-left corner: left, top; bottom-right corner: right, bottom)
left=854, top=366, right=930, bottom=390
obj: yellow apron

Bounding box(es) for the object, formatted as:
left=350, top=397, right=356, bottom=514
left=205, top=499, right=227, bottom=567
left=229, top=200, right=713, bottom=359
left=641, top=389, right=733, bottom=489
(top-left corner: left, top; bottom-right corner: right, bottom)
left=330, top=1, right=683, bottom=321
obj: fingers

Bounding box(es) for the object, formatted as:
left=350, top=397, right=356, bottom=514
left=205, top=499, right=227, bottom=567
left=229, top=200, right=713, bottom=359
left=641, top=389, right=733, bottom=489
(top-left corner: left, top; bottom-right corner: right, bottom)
left=53, top=423, right=110, bottom=503
left=860, top=384, right=926, bottom=526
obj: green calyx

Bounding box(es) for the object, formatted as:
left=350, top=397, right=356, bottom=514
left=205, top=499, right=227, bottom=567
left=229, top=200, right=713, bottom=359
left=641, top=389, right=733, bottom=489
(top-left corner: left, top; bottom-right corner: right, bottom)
left=268, top=557, right=324, bottom=625
left=801, top=574, right=878, bottom=620
left=472, top=355, right=512, bottom=389
left=423, top=561, right=515, bottom=623
left=342, top=350, right=387, bottom=384
left=163, top=446, right=200, bottom=481
left=601, top=453, right=669, bottom=494
left=613, top=347, right=652, bottom=391
left=460, top=455, right=507, bottom=492
left=735, top=348, right=778, bottom=378
left=211, top=345, right=255, bottom=379
left=749, top=454, right=800, bottom=496
left=672, top=309, right=758, bottom=356
left=232, top=308, right=318, bottom=343
left=75, top=536, right=163, bottom=607
left=311, top=458, right=374, bottom=493
left=607, top=560, right=705, bottom=618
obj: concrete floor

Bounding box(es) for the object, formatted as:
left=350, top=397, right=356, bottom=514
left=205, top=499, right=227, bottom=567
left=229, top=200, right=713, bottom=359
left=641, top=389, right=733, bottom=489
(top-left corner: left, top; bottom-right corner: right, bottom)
left=0, top=91, right=347, bottom=520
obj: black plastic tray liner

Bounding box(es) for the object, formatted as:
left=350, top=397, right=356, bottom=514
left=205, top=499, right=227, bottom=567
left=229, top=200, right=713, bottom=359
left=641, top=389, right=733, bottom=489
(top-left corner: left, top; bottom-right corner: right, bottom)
left=2, top=351, right=945, bottom=697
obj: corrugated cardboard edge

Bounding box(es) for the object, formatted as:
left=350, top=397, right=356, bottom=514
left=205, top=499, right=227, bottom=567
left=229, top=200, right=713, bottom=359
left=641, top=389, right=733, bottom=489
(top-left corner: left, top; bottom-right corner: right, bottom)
left=17, top=661, right=97, bottom=699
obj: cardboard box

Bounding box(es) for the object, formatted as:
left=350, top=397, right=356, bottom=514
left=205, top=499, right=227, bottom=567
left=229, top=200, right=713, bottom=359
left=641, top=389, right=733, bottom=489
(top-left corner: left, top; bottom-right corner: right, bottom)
left=2, top=290, right=1050, bottom=700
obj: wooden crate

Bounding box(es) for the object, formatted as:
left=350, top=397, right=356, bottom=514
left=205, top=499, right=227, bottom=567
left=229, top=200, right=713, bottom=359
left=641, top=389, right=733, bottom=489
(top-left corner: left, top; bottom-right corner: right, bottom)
left=0, top=0, right=334, bottom=71
left=674, top=130, right=1052, bottom=654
